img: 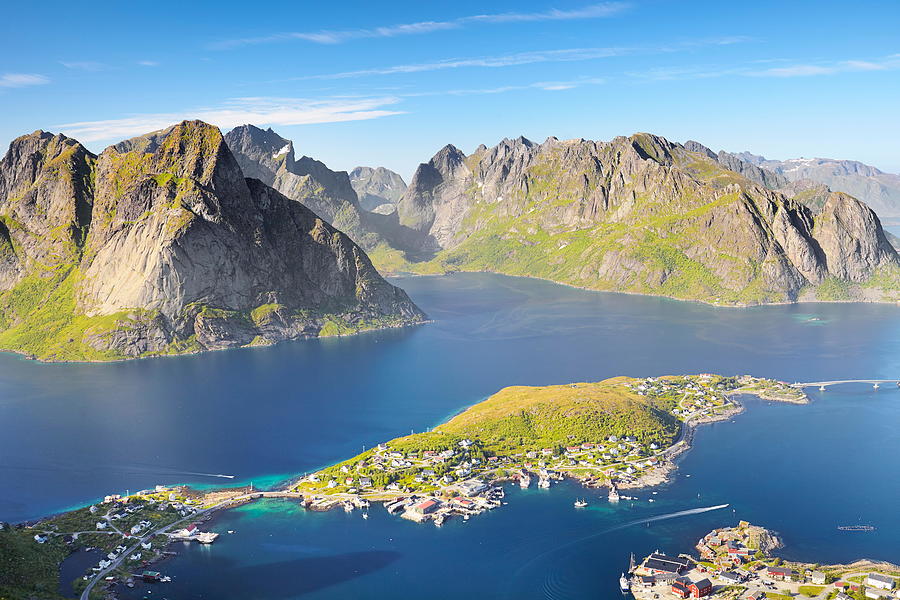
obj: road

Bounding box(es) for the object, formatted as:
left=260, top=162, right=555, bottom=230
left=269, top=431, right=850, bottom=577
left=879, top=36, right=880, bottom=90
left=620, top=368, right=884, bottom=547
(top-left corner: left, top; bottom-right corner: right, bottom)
left=78, top=493, right=262, bottom=600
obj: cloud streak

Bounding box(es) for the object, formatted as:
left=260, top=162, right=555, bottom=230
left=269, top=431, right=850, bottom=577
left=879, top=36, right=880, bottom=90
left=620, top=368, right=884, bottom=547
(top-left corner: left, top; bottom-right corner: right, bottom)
left=211, top=3, right=629, bottom=48
left=53, top=96, right=404, bottom=143
left=0, top=73, right=50, bottom=88
left=275, top=37, right=747, bottom=82
left=59, top=61, right=109, bottom=71
left=749, top=55, right=900, bottom=77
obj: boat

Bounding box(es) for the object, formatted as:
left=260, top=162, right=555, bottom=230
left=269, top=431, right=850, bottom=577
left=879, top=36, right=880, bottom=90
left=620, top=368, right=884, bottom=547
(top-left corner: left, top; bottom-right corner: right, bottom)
left=574, top=499, right=588, bottom=508
left=538, top=477, right=550, bottom=489
left=196, top=532, right=218, bottom=544
left=362, top=512, right=369, bottom=520
left=608, top=486, right=620, bottom=503
left=434, top=514, right=445, bottom=527
left=227, top=530, right=234, bottom=534
left=619, top=573, right=630, bottom=593
left=837, top=525, right=875, bottom=531
left=648, top=498, right=655, bottom=502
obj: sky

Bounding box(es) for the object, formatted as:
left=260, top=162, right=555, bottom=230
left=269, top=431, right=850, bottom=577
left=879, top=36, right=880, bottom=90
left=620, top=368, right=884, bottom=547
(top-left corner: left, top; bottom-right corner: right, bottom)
left=1, top=0, right=899, bottom=179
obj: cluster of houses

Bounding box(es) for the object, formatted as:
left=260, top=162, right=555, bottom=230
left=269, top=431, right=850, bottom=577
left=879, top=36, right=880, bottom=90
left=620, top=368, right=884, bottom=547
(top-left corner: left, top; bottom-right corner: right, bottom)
left=833, top=573, right=897, bottom=600
left=635, top=552, right=713, bottom=598
left=304, top=427, right=673, bottom=503
left=626, top=375, right=738, bottom=422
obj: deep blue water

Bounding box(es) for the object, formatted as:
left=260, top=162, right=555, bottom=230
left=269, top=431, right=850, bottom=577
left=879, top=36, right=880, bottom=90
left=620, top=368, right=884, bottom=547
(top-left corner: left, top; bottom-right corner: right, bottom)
left=2, top=273, right=900, bottom=598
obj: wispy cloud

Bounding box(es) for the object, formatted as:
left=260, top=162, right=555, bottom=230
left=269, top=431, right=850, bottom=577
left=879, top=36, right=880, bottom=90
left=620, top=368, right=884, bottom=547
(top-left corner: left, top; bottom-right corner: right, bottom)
left=53, top=96, right=404, bottom=143
left=137, top=60, right=159, bottom=67
left=211, top=2, right=630, bottom=49
left=627, top=53, right=900, bottom=82
left=59, top=61, right=109, bottom=71
left=402, top=77, right=606, bottom=97
left=748, top=54, right=900, bottom=77
left=289, top=47, right=630, bottom=81
left=0, top=73, right=50, bottom=88
left=279, top=37, right=748, bottom=82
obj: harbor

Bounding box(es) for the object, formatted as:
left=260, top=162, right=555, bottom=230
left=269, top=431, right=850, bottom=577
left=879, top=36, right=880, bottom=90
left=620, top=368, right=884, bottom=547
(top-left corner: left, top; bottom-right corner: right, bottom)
left=624, top=521, right=900, bottom=600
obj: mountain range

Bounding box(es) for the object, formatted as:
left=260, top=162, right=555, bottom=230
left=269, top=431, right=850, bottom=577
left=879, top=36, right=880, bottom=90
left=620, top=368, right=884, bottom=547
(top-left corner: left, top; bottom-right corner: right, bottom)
left=2, top=121, right=899, bottom=362
left=384, top=133, right=900, bottom=305
left=0, top=121, right=425, bottom=361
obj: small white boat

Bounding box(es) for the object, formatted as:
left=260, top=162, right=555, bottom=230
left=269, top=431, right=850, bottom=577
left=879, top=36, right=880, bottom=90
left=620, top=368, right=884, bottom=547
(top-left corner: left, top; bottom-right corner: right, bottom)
left=574, top=499, right=588, bottom=508
left=227, top=530, right=234, bottom=534
left=362, top=512, right=369, bottom=520
left=619, top=573, right=630, bottom=593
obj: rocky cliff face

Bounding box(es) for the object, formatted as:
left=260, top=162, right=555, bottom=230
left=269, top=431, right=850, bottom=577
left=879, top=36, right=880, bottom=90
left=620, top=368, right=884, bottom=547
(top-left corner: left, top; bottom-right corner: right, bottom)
left=349, top=166, right=406, bottom=213
left=394, top=133, right=900, bottom=305
left=0, top=121, right=425, bottom=361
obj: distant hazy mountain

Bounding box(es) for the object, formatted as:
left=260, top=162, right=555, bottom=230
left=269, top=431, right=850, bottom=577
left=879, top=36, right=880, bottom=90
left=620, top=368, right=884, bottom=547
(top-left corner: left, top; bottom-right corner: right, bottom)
left=350, top=166, right=406, bottom=213
left=225, top=126, right=417, bottom=259
left=0, top=121, right=425, bottom=361
left=717, top=149, right=900, bottom=218
left=391, top=133, right=900, bottom=305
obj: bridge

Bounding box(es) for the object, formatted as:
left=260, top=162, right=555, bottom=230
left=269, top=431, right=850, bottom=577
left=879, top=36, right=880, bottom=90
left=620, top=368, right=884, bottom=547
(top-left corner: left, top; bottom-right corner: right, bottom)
left=791, top=379, right=900, bottom=390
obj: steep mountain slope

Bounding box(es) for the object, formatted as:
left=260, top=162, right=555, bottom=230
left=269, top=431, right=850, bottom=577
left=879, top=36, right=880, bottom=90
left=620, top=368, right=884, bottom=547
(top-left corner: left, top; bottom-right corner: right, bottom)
left=225, top=125, right=388, bottom=249
left=350, top=166, right=407, bottom=213
left=0, top=121, right=425, bottom=361
left=393, top=133, right=900, bottom=305
left=720, top=151, right=900, bottom=218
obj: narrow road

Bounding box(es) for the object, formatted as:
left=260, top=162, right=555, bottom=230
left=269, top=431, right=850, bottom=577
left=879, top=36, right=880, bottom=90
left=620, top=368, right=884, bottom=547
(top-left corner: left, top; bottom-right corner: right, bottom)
left=79, top=494, right=258, bottom=600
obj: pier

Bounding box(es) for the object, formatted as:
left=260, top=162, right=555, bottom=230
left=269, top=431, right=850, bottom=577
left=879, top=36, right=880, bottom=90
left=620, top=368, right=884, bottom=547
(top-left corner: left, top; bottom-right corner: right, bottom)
left=790, top=379, right=899, bottom=390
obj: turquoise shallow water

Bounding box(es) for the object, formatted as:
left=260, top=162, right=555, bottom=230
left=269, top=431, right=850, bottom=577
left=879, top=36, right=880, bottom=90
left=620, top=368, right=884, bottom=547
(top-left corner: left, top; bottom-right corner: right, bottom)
left=2, top=272, right=900, bottom=598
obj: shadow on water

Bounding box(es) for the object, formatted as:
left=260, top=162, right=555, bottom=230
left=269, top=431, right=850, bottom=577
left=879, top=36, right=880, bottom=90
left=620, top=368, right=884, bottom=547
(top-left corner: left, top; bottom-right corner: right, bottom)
left=124, top=550, right=402, bottom=599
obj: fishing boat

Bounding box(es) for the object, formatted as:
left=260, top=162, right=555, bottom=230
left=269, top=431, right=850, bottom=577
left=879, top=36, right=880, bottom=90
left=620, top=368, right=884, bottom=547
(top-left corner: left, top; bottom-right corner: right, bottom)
left=574, top=499, right=588, bottom=508
left=608, top=486, right=620, bottom=502
left=619, top=573, right=630, bottom=593
left=362, top=512, right=368, bottom=520
left=837, top=525, right=875, bottom=531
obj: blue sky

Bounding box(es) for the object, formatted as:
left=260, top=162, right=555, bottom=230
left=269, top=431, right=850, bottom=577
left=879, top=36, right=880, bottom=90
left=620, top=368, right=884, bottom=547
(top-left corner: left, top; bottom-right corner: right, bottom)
left=2, top=0, right=899, bottom=178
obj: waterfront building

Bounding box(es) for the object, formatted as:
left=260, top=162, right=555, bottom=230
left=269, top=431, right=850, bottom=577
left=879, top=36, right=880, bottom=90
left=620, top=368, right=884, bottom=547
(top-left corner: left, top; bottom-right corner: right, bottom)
left=810, top=571, right=826, bottom=585
left=866, top=574, right=896, bottom=590
left=410, top=499, right=439, bottom=515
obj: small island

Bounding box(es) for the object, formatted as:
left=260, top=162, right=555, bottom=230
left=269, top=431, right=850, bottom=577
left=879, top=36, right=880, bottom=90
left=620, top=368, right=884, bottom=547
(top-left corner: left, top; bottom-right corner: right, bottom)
left=0, top=374, right=807, bottom=599
left=629, top=521, right=899, bottom=600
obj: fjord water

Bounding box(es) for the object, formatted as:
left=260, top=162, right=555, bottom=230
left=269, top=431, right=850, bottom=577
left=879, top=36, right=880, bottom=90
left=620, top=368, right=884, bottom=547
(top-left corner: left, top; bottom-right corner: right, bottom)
left=2, top=273, right=900, bottom=598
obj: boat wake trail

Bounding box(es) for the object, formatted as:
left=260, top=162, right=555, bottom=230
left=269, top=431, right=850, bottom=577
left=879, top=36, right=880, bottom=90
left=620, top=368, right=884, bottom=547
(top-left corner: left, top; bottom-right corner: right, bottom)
left=505, top=504, right=730, bottom=600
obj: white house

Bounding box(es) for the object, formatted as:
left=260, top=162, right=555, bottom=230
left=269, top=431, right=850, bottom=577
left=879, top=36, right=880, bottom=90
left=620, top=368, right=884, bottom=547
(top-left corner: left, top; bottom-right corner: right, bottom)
left=96, top=521, right=107, bottom=530
left=866, top=574, right=895, bottom=590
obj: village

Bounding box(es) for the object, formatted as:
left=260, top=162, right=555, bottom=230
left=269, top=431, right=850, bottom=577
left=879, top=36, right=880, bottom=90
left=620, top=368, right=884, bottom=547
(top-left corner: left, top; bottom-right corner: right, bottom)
left=290, top=375, right=793, bottom=525
left=628, top=521, right=900, bottom=600
left=14, top=484, right=241, bottom=598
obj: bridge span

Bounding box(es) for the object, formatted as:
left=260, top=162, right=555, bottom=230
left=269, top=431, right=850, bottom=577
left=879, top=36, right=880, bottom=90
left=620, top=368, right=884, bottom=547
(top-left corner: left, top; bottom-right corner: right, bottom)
left=791, top=379, right=900, bottom=390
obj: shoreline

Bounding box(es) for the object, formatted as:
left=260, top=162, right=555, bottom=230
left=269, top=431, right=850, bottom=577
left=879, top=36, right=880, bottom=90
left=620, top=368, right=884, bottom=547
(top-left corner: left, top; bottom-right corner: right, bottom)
left=384, top=268, right=900, bottom=309
left=0, top=318, right=429, bottom=365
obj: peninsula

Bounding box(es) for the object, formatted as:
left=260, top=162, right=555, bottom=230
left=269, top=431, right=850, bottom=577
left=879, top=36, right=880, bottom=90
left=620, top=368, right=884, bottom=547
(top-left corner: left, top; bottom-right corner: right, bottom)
left=289, top=375, right=806, bottom=524
left=630, top=520, right=899, bottom=600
